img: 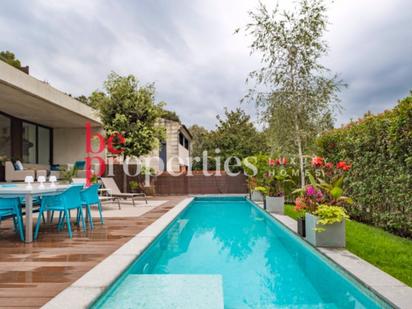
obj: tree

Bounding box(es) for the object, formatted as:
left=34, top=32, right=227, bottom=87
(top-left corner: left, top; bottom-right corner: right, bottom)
left=89, top=72, right=164, bottom=160
left=212, top=108, right=267, bottom=161
left=0, top=51, right=21, bottom=68
left=242, top=0, right=345, bottom=187
left=189, top=108, right=268, bottom=171
left=160, top=107, right=181, bottom=123
left=188, top=124, right=212, bottom=170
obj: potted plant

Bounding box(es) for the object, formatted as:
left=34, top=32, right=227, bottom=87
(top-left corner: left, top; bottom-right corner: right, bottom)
left=251, top=186, right=267, bottom=202
left=265, top=173, right=294, bottom=214
left=294, top=158, right=353, bottom=246
left=305, top=205, right=349, bottom=247
left=60, top=166, right=78, bottom=184
left=293, top=183, right=323, bottom=237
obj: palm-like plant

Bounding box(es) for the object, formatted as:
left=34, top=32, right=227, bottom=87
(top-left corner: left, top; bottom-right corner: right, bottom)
left=317, top=175, right=353, bottom=206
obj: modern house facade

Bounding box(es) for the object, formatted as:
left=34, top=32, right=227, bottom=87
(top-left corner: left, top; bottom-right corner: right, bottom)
left=155, top=118, right=192, bottom=173
left=0, top=60, right=191, bottom=181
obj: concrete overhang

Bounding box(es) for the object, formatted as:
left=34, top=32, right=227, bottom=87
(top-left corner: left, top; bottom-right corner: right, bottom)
left=0, top=61, right=101, bottom=128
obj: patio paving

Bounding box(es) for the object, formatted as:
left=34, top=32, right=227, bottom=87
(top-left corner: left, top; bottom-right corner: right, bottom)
left=0, top=196, right=187, bottom=309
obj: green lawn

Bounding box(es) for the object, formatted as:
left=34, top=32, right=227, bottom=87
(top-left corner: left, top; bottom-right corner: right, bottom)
left=284, top=205, right=412, bottom=287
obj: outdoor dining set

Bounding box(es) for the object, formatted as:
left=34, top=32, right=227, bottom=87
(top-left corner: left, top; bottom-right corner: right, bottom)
left=0, top=177, right=147, bottom=243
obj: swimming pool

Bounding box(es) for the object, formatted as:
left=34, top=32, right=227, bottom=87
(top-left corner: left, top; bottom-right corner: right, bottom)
left=92, top=196, right=390, bottom=308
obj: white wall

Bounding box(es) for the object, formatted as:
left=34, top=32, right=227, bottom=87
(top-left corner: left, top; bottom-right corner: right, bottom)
left=53, top=127, right=106, bottom=164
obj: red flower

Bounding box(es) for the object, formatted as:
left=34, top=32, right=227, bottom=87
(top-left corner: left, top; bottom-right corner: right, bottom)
left=311, top=156, right=325, bottom=167
left=278, top=157, right=287, bottom=165
left=337, top=161, right=351, bottom=171
left=325, top=162, right=333, bottom=169
left=268, top=159, right=275, bottom=167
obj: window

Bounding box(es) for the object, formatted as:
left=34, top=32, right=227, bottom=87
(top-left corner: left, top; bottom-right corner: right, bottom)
left=0, top=114, right=11, bottom=159
left=38, top=126, right=51, bottom=164
left=22, top=122, right=37, bottom=163
left=179, top=132, right=189, bottom=150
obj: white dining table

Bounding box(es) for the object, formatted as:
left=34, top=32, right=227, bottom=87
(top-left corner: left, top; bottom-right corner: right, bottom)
left=0, top=184, right=70, bottom=243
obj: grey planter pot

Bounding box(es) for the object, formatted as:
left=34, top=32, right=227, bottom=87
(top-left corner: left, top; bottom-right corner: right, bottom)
left=265, top=196, right=284, bottom=214
left=305, top=213, right=346, bottom=248
left=251, top=190, right=264, bottom=202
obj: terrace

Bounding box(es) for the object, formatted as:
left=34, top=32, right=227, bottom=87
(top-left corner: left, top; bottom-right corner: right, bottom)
left=0, top=197, right=187, bottom=308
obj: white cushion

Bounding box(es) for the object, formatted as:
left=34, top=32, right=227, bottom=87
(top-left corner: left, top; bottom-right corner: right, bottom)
left=15, top=160, right=24, bottom=171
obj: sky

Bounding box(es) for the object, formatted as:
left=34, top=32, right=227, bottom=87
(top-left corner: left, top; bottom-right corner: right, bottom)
left=1, top=0, right=411, bottom=129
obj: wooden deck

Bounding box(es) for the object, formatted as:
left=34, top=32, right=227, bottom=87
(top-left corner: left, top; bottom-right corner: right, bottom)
left=0, top=196, right=187, bottom=308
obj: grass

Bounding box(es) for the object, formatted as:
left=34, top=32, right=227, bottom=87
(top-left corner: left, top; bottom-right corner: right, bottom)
left=284, top=204, right=412, bottom=287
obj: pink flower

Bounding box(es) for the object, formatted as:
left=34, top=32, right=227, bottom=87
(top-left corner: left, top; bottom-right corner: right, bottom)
left=306, top=185, right=316, bottom=196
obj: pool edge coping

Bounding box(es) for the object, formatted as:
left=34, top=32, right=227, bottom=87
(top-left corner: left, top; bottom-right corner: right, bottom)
left=41, top=197, right=194, bottom=309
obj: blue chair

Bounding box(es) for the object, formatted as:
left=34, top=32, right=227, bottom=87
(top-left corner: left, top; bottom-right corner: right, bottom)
left=34, top=186, right=86, bottom=239
left=80, top=184, right=104, bottom=230
left=0, top=197, right=25, bottom=241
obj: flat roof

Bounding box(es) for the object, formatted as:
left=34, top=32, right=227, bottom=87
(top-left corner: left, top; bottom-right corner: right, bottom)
left=0, top=61, right=101, bottom=128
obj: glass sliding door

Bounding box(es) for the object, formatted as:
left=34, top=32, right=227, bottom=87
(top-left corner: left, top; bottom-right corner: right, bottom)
left=22, top=122, right=37, bottom=163
left=38, top=126, right=51, bottom=164
left=0, top=114, right=11, bottom=160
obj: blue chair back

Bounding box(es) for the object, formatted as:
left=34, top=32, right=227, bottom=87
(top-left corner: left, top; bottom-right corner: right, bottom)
left=0, top=198, right=20, bottom=219
left=81, top=183, right=100, bottom=205
left=62, top=185, right=83, bottom=209
left=0, top=197, right=20, bottom=211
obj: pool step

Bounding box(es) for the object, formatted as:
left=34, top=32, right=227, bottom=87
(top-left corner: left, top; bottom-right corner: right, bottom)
left=99, top=274, right=224, bottom=309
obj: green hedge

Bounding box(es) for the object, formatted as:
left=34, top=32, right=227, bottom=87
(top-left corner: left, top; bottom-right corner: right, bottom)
left=317, top=94, right=412, bottom=237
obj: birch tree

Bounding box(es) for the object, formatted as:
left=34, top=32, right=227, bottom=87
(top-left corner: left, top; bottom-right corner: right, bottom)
left=241, top=0, right=345, bottom=187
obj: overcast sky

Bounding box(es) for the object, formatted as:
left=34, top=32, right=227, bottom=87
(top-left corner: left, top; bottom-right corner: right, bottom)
left=1, top=0, right=411, bottom=129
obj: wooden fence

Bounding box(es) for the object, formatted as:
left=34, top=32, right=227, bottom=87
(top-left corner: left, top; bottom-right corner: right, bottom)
left=104, top=165, right=248, bottom=195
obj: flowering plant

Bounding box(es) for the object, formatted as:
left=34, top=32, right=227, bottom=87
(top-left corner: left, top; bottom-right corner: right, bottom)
left=265, top=157, right=295, bottom=197
left=293, top=156, right=353, bottom=214
left=293, top=182, right=324, bottom=213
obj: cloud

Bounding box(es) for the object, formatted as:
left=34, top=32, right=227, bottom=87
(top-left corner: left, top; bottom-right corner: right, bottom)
left=0, top=0, right=411, bottom=129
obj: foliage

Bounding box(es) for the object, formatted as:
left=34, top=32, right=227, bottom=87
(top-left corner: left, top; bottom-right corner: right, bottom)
left=190, top=108, right=268, bottom=171
left=241, top=0, right=345, bottom=187
left=293, top=156, right=353, bottom=215
left=188, top=124, right=212, bottom=170
left=314, top=205, right=349, bottom=231
left=266, top=159, right=296, bottom=196
left=317, top=95, right=412, bottom=237
left=89, top=72, right=165, bottom=159
left=254, top=186, right=268, bottom=195
left=89, top=174, right=99, bottom=184
left=129, top=180, right=140, bottom=191
left=0, top=51, right=22, bottom=69
left=60, top=166, right=78, bottom=184
left=160, top=107, right=181, bottom=123
left=285, top=204, right=412, bottom=286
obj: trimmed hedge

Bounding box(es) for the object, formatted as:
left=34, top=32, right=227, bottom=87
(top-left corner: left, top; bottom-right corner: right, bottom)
left=317, top=94, right=412, bottom=237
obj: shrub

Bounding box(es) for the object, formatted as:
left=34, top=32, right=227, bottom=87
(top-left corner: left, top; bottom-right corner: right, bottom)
left=316, top=94, right=412, bottom=237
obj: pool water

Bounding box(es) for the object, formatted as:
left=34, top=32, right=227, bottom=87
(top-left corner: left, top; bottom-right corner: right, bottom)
left=92, top=197, right=390, bottom=308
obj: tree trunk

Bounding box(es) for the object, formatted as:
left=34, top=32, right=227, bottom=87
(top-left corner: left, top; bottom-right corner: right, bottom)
left=295, top=123, right=305, bottom=188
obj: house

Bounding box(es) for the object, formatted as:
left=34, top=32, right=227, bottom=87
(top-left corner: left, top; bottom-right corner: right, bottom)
left=151, top=118, right=192, bottom=173
left=0, top=60, right=191, bottom=181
